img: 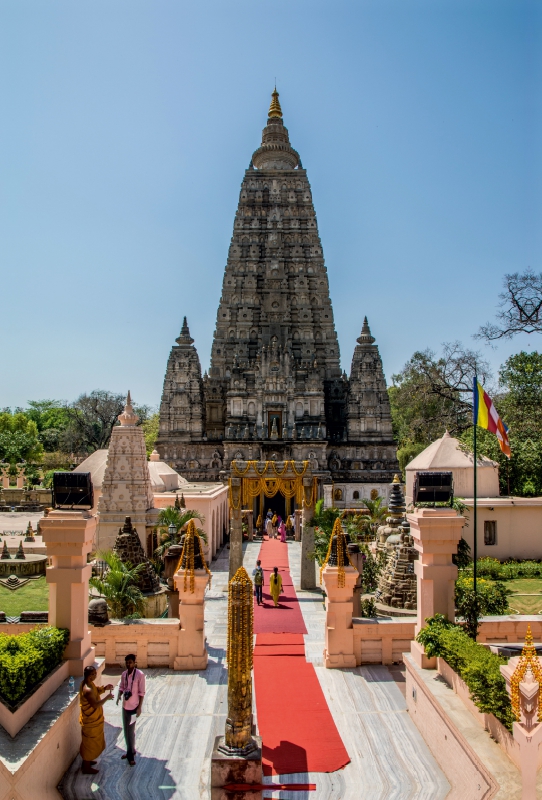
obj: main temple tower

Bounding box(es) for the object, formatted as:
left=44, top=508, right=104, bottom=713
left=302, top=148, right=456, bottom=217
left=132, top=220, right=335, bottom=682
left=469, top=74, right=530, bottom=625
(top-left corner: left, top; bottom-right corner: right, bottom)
left=156, top=90, right=398, bottom=504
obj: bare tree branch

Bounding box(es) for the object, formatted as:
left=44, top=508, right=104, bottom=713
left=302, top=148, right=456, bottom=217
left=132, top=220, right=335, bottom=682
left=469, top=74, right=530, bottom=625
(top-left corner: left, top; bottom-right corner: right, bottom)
left=475, top=269, right=542, bottom=342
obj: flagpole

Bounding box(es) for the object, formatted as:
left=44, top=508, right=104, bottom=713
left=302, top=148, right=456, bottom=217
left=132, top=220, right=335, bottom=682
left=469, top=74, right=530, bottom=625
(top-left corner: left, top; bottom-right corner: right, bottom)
left=473, top=375, right=478, bottom=638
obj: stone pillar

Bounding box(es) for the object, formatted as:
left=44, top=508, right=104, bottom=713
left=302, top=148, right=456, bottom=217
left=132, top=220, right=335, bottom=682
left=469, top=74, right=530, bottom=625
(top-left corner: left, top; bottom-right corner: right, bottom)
left=229, top=478, right=243, bottom=580
left=409, top=508, right=464, bottom=669
left=16, top=469, right=25, bottom=489
left=40, top=510, right=96, bottom=676
left=321, top=565, right=358, bottom=668
left=347, top=544, right=364, bottom=618
left=1, top=469, right=10, bottom=489
left=294, top=509, right=302, bottom=542
left=300, top=478, right=316, bottom=590
left=173, top=569, right=209, bottom=669
left=246, top=510, right=254, bottom=542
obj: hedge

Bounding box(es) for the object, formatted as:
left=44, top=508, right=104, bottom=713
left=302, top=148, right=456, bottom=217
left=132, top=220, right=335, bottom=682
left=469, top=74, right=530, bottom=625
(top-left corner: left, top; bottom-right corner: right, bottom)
left=416, top=615, right=514, bottom=731
left=464, top=558, right=542, bottom=581
left=455, top=576, right=511, bottom=616
left=0, top=626, right=69, bottom=706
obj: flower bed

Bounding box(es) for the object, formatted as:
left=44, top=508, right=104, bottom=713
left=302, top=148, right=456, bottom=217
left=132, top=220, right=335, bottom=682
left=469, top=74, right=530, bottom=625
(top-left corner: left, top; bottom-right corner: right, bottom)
left=416, top=615, right=514, bottom=730
left=0, top=626, right=69, bottom=707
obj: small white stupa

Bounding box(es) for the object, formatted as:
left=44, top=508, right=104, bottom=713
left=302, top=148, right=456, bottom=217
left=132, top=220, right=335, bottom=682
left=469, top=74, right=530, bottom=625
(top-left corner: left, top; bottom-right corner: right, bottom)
left=405, top=431, right=500, bottom=502
left=95, top=392, right=159, bottom=550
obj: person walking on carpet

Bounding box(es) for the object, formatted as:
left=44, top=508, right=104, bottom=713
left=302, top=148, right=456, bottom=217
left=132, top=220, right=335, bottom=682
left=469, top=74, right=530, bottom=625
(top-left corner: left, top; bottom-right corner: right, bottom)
left=278, top=518, right=287, bottom=543
left=265, top=516, right=274, bottom=539
left=252, top=560, right=264, bottom=605
left=117, top=654, right=146, bottom=766
left=269, top=566, right=283, bottom=607
left=79, top=665, right=114, bottom=774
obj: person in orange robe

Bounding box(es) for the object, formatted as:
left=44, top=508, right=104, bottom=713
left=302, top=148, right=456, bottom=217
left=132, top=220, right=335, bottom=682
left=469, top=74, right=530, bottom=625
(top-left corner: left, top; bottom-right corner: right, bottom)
left=79, top=665, right=114, bottom=774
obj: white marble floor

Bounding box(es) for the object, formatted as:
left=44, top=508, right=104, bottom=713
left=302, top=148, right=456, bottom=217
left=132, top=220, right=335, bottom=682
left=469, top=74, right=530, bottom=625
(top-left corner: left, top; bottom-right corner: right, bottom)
left=59, top=540, right=450, bottom=800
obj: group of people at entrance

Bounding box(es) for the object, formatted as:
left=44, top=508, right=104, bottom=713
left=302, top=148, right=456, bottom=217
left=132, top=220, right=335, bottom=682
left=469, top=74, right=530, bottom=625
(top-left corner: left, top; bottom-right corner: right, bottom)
left=78, top=654, right=145, bottom=774
left=253, top=559, right=283, bottom=606
left=264, top=509, right=294, bottom=542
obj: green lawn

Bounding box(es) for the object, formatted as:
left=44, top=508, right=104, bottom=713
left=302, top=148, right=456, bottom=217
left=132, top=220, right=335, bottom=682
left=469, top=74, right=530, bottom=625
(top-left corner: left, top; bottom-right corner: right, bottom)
left=504, top=579, right=542, bottom=615
left=0, top=578, right=49, bottom=616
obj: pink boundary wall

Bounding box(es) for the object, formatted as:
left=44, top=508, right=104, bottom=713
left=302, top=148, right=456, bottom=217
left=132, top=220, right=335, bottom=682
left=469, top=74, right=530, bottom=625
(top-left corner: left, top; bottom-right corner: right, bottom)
left=404, top=653, right=501, bottom=800
left=0, top=661, right=105, bottom=800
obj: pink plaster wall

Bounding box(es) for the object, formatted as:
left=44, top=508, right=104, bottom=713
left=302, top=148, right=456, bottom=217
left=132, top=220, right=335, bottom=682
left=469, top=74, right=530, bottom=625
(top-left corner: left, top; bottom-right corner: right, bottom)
left=405, top=654, right=500, bottom=799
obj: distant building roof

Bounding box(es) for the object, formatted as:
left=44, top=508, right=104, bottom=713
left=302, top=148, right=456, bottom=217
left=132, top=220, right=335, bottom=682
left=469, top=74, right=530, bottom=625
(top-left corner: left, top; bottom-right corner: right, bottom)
left=75, top=448, right=187, bottom=493
left=406, top=431, right=498, bottom=471
left=74, top=450, right=109, bottom=487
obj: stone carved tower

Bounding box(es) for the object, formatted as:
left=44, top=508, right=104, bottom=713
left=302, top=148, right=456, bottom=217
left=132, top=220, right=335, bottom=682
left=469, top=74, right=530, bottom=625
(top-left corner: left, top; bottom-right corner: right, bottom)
left=97, top=393, right=158, bottom=550
left=156, top=90, right=398, bottom=493
left=347, top=317, right=393, bottom=441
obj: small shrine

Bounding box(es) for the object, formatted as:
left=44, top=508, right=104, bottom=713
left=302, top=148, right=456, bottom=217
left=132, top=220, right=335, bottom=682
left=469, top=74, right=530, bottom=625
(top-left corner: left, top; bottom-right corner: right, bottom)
left=375, top=476, right=417, bottom=615
left=112, top=516, right=167, bottom=615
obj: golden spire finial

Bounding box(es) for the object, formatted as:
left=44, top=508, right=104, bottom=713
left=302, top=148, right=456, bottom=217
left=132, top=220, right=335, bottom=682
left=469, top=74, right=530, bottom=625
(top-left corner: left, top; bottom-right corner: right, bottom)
left=268, top=87, right=282, bottom=118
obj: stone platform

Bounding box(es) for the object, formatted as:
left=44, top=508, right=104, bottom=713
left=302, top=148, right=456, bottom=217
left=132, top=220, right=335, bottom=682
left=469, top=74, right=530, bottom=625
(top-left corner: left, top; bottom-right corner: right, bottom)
left=59, top=541, right=449, bottom=799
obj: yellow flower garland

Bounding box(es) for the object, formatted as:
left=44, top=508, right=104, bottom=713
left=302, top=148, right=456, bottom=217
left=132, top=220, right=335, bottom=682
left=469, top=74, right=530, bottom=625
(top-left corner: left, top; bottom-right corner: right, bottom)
left=176, top=519, right=212, bottom=593
left=510, top=624, right=542, bottom=722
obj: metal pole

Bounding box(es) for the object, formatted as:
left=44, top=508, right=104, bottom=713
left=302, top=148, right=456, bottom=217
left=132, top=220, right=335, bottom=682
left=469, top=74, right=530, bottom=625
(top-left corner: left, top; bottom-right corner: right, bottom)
left=473, top=375, right=478, bottom=639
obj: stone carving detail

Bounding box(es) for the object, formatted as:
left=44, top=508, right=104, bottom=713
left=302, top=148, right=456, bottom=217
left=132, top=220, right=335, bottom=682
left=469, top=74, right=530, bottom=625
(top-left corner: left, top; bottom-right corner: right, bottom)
left=156, top=91, right=398, bottom=484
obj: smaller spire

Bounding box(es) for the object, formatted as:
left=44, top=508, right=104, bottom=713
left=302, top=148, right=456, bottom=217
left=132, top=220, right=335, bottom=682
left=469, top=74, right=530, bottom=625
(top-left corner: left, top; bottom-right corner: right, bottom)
left=268, top=87, right=283, bottom=118
left=118, top=391, right=139, bottom=427
left=176, top=316, right=195, bottom=345
left=357, top=316, right=376, bottom=345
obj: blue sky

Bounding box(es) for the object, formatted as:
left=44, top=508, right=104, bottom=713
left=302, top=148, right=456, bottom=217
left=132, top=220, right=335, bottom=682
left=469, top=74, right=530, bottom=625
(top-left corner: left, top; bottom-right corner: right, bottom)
left=1, top=0, right=540, bottom=409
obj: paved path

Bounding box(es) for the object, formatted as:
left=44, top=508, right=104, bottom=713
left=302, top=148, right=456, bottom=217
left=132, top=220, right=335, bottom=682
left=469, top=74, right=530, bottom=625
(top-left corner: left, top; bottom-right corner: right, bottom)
left=60, top=540, right=449, bottom=799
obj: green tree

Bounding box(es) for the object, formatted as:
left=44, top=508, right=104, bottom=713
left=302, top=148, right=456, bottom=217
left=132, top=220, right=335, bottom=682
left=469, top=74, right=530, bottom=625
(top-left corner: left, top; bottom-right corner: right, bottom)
left=460, top=351, right=542, bottom=496
left=0, top=412, right=43, bottom=466
left=351, top=497, right=388, bottom=539
left=310, top=499, right=342, bottom=565
left=389, top=343, right=491, bottom=449
left=89, top=551, right=146, bottom=618
left=24, top=400, right=71, bottom=451
left=142, top=412, right=160, bottom=457
left=62, top=391, right=152, bottom=455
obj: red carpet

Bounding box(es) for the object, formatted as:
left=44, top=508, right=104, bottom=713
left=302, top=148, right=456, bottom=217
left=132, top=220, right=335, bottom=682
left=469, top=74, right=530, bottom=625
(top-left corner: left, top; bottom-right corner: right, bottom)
left=253, top=538, right=307, bottom=635
left=253, top=537, right=350, bottom=777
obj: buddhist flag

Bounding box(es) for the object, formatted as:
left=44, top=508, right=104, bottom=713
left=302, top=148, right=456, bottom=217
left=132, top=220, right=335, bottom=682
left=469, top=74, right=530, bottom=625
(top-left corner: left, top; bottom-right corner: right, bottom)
left=473, top=377, right=511, bottom=458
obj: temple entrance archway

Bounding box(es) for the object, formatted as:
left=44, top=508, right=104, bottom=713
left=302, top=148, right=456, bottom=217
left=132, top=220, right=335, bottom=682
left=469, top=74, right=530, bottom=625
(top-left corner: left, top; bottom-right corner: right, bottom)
left=227, top=460, right=318, bottom=587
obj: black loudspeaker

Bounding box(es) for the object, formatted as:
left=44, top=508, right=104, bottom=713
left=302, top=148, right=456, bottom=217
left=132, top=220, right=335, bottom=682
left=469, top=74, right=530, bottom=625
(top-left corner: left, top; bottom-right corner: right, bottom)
left=413, top=471, right=453, bottom=504
left=52, top=472, right=94, bottom=509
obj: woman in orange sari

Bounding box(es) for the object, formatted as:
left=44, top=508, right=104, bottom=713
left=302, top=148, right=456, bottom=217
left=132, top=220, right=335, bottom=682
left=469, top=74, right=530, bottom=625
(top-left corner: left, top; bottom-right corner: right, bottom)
left=79, top=665, right=114, bottom=774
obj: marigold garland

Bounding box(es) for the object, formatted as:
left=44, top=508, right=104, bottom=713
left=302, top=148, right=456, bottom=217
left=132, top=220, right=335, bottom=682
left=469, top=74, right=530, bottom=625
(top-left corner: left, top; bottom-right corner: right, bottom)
left=319, top=517, right=355, bottom=587
left=176, top=519, right=212, bottom=593
left=226, top=566, right=254, bottom=684
left=510, top=624, right=542, bottom=722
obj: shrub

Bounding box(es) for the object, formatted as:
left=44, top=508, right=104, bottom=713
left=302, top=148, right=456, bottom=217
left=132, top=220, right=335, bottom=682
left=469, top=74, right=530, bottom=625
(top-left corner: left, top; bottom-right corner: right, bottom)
left=360, top=597, right=377, bottom=618
left=0, top=626, right=69, bottom=706
left=416, top=615, right=514, bottom=730
left=462, top=558, right=542, bottom=581
left=456, top=576, right=511, bottom=617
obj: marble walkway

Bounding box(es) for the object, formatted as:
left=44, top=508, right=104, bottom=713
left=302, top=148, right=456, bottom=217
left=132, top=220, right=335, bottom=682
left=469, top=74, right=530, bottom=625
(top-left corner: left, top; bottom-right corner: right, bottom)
left=59, top=540, right=450, bottom=800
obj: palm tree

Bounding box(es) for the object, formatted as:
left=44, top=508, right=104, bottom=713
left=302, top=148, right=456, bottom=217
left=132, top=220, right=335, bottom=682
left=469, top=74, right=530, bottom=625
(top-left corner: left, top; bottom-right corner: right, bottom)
left=310, top=499, right=342, bottom=565
left=154, top=507, right=206, bottom=559
left=352, top=496, right=388, bottom=539
left=89, top=551, right=146, bottom=618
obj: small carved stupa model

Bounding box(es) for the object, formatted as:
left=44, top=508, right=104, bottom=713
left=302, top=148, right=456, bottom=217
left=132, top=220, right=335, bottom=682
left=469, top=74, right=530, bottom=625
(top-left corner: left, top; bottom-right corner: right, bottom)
left=1, top=541, right=10, bottom=560
left=113, top=516, right=161, bottom=595
left=375, top=476, right=417, bottom=614
left=24, top=522, right=35, bottom=542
